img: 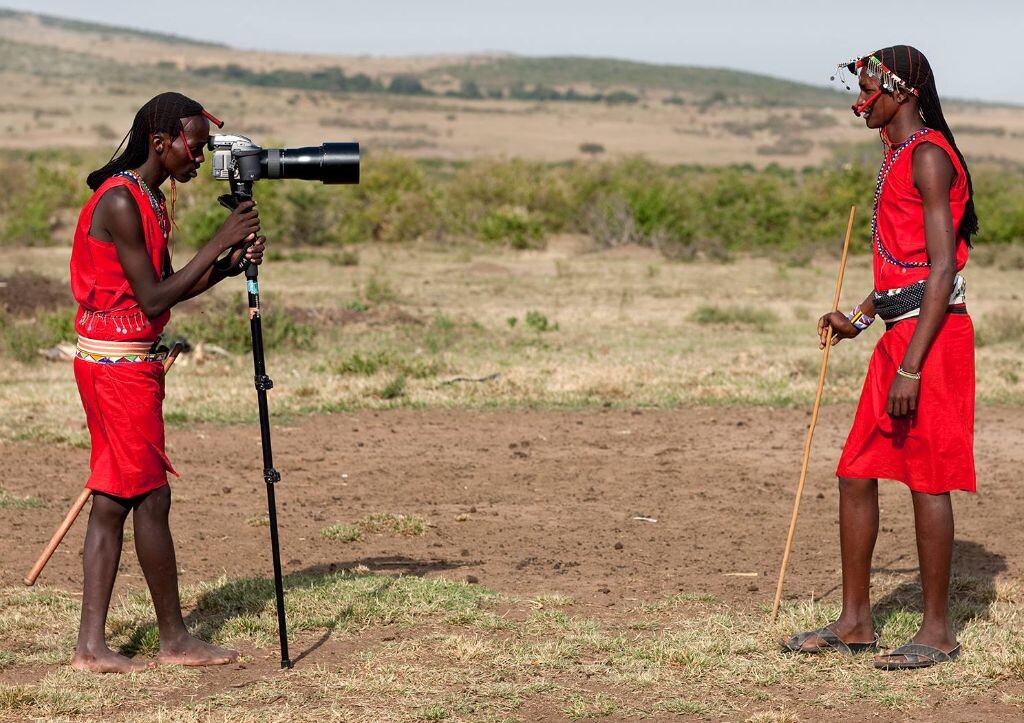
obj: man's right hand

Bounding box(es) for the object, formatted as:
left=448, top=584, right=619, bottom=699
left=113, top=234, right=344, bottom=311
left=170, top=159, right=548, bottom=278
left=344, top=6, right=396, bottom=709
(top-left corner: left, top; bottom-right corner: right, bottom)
left=213, top=200, right=260, bottom=251
left=817, top=311, right=859, bottom=349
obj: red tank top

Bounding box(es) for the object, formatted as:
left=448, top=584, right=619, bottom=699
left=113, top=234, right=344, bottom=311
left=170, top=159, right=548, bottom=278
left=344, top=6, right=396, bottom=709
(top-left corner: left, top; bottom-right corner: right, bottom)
left=70, top=175, right=171, bottom=342
left=872, top=128, right=970, bottom=291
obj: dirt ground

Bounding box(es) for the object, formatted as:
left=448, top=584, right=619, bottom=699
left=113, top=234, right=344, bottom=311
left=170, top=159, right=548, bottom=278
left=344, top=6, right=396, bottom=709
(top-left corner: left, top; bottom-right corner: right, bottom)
left=2, top=405, right=1024, bottom=719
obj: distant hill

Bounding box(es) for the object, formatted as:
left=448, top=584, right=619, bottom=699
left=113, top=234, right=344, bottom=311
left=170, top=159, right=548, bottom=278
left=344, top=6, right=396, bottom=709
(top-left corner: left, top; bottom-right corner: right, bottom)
left=0, top=8, right=836, bottom=104
left=429, top=56, right=840, bottom=106
left=0, top=8, right=225, bottom=48
left=0, top=8, right=1020, bottom=168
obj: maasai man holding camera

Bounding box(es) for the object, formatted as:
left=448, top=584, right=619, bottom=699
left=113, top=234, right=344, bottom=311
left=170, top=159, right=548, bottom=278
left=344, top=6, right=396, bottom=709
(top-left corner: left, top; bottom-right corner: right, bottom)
left=784, top=47, right=977, bottom=669
left=70, top=92, right=265, bottom=672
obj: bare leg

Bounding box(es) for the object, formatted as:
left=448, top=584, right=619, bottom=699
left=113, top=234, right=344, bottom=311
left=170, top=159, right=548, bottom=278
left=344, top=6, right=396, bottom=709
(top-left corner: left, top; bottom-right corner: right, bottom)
left=907, top=490, right=957, bottom=651
left=796, top=476, right=878, bottom=650
left=132, top=484, right=239, bottom=666
left=72, top=493, right=151, bottom=673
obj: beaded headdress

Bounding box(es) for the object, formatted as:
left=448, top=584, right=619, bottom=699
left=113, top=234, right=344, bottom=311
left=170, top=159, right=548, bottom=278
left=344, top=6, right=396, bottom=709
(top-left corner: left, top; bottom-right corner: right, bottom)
left=832, top=54, right=920, bottom=97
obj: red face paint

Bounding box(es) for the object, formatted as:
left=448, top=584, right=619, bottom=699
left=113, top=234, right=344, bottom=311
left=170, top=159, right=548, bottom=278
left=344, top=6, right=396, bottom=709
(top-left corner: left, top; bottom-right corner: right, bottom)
left=852, top=89, right=882, bottom=117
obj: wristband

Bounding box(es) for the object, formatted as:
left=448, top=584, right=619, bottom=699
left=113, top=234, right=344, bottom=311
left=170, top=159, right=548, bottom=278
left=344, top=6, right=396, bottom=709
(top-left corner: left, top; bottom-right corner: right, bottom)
left=846, top=305, right=875, bottom=331
left=896, top=366, right=921, bottom=381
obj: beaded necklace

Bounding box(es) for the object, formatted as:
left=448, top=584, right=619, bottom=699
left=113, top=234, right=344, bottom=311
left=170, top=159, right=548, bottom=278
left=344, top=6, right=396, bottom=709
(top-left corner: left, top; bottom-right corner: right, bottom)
left=871, top=128, right=931, bottom=269
left=115, top=170, right=169, bottom=239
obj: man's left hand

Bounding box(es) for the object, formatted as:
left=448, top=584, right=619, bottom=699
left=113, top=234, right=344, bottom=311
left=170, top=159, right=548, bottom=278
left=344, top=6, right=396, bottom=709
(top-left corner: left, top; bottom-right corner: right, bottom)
left=887, top=374, right=920, bottom=417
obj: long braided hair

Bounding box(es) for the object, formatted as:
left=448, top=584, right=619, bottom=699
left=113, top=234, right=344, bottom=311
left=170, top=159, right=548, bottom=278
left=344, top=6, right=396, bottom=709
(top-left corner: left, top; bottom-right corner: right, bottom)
left=853, top=46, right=979, bottom=242
left=86, top=92, right=205, bottom=191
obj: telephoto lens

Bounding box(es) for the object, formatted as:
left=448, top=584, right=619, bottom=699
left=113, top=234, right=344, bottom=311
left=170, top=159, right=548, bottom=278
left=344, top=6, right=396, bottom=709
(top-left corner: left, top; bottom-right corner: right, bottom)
left=260, top=143, right=360, bottom=184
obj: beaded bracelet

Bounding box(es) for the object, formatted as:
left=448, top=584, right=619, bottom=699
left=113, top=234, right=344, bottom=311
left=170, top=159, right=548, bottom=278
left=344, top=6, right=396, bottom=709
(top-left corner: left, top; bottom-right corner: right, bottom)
left=846, top=305, right=875, bottom=332
left=896, top=366, right=922, bottom=381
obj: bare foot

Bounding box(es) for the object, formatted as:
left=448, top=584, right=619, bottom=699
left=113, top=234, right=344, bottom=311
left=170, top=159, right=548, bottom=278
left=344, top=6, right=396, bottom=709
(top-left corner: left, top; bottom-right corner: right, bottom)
left=72, top=646, right=152, bottom=674
left=157, top=636, right=239, bottom=667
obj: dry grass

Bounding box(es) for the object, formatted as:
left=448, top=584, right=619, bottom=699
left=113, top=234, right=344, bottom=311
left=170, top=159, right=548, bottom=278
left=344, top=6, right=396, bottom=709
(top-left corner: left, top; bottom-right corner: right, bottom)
left=2, top=243, right=1023, bottom=445
left=2, top=571, right=1023, bottom=720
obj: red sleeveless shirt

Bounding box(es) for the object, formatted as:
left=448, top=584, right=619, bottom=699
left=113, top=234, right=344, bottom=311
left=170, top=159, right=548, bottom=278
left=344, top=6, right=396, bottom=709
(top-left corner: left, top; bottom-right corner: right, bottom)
left=872, top=128, right=970, bottom=291
left=70, top=176, right=171, bottom=342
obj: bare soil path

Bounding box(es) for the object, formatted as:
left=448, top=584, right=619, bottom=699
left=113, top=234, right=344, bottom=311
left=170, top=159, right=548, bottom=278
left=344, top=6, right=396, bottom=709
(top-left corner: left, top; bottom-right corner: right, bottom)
left=2, top=405, right=1023, bottom=720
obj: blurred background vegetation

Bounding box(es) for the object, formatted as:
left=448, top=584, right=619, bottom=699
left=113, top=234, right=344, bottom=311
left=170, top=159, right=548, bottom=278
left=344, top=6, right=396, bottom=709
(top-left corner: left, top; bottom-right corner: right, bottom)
left=3, top=150, right=1022, bottom=257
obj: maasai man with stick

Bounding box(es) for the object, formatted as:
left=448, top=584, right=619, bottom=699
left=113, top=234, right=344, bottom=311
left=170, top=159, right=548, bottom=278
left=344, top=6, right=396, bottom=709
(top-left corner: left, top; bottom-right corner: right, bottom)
left=783, top=47, right=977, bottom=669
left=70, top=92, right=265, bottom=672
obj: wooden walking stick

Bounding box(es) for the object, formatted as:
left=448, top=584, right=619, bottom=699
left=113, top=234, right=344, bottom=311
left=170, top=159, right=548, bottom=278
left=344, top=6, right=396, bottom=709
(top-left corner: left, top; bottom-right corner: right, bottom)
left=24, top=339, right=186, bottom=586
left=770, top=206, right=856, bottom=622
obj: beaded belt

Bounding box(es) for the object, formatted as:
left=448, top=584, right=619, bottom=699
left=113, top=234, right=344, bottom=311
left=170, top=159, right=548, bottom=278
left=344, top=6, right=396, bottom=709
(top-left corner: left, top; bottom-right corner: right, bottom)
left=873, top=274, right=966, bottom=323
left=75, top=336, right=167, bottom=364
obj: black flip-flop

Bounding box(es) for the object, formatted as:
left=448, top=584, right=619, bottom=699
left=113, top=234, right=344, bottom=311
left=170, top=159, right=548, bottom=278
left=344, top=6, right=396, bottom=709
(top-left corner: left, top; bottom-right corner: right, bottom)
left=874, top=642, right=961, bottom=670
left=781, top=626, right=879, bottom=656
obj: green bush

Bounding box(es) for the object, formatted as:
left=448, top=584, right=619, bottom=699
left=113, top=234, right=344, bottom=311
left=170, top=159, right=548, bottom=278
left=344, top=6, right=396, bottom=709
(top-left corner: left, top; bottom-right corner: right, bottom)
left=336, top=351, right=389, bottom=376
left=4, top=149, right=1023, bottom=253
left=169, top=296, right=314, bottom=354
left=0, top=308, right=77, bottom=362
left=378, top=374, right=407, bottom=400
left=478, top=206, right=544, bottom=249
left=525, top=310, right=557, bottom=332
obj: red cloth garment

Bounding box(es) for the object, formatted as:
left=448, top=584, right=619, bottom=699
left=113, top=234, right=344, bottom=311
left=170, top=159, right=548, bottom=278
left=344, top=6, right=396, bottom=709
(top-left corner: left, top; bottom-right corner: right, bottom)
left=837, top=316, right=975, bottom=493
left=839, top=128, right=975, bottom=494
left=70, top=176, right=178, bottom=498
left=70, top=176, right=171, bottom=341
left=74, top=358, right=177, bottom=498
left=873, top=130, right=969, bottom=291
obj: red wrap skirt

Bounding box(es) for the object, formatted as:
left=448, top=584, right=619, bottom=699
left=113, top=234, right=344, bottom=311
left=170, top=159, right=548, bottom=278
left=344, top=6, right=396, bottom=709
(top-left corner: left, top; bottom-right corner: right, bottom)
left=836, top=314, right=975, bottom=494
left=74, top=357, right=178, bottom=499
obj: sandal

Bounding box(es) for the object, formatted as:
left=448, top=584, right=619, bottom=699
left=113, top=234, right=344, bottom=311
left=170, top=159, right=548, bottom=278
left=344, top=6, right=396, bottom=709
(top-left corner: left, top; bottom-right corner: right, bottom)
left=781, top=626, right=879, bottom=656
left=874, top=642, right=961, bottom=670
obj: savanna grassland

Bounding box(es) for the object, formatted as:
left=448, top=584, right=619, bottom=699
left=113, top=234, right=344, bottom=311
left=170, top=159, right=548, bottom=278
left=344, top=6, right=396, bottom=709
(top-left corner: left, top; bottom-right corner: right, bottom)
left=3, top=8, right=1024, bottom=723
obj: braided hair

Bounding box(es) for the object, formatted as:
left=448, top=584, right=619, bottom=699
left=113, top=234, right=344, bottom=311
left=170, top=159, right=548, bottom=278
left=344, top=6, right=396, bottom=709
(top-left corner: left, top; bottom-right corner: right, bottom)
left=851, top=46, right=979, bottom=242
left=86, top=92, right=205, bottom=191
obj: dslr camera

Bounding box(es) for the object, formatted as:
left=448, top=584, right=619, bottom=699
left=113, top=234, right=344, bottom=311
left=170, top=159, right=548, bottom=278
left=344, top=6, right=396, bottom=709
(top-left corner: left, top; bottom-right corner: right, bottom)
left=206, top=134, right=359, bottom=274
left=208, top=134, right=360, bottom=188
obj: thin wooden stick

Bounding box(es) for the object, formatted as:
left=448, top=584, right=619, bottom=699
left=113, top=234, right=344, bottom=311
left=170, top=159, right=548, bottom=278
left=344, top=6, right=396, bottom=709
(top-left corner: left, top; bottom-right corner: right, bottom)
left=23, top=340, right=186, bottom=586
left=770, top=206, right=856, bottom=622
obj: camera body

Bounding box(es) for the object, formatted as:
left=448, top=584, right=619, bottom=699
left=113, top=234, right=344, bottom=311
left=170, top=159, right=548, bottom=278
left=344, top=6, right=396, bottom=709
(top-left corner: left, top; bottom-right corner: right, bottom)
left=208, top=134, right=360, bottom=186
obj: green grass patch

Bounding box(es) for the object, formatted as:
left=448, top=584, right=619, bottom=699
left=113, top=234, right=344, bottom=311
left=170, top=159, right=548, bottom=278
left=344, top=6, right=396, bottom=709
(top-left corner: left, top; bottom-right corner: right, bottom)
left=334, top=351, right=442, bottom=380
left=691, top=304, right=778, bottom=331
left=359, top=512, right=427, bottom=536
left=320, top=522, right=363, bottom=542
left=321, top=512, right=427, bottom=543
left=245, top=514, right=270, bottom=527
left=0, top=488, right=44, bottom=509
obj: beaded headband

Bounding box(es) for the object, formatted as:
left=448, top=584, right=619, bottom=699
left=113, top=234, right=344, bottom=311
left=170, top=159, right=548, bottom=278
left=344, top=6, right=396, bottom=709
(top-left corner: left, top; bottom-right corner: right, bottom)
left=832, top=55, right=919, bottom=97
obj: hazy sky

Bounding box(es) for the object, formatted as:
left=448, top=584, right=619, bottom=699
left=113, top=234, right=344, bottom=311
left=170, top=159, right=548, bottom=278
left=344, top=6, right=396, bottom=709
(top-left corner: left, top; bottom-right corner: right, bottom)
left=3, top=0, right=1020, bottom=104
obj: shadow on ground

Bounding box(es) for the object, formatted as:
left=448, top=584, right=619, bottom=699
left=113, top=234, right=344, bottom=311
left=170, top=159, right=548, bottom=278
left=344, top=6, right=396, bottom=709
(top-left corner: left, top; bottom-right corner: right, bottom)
left=872, top=539, right=1006, bottom=636
left=121, top=555, right=473, bottom=662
